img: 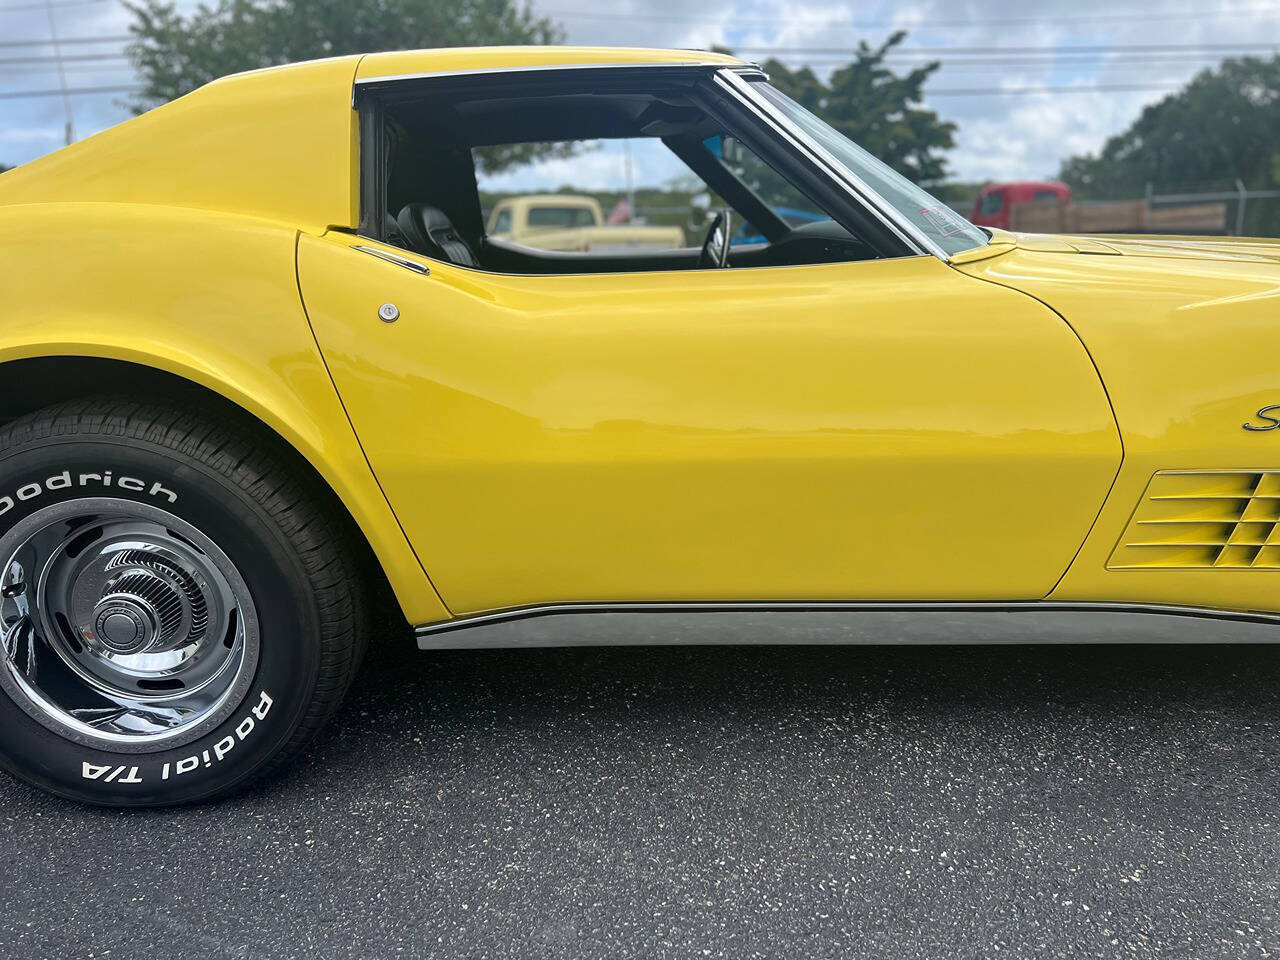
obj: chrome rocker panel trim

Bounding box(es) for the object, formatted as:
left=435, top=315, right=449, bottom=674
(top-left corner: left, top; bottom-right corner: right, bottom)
left=415, top=602, right=1280, bottom=650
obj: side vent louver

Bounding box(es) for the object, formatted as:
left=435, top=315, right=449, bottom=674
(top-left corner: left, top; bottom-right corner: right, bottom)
left=1110, top=471, right=1280, bottom=570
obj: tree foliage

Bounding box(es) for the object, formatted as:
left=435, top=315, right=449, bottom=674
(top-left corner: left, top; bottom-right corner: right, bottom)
left=125, top=0, right=562, bottom=110
left=1058, top=56, right=1280, bottom=207
left=753, top=32, right=957, bottom=185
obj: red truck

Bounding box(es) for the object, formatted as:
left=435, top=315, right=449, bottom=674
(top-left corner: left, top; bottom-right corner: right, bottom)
left=970, top=181, right=1071, bottom=230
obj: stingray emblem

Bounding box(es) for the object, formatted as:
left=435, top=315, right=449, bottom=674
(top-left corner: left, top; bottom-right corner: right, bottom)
left=1244, top=404, right=1280, bottom=431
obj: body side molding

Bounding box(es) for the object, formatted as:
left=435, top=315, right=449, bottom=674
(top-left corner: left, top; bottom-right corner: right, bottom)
left=415, top=601, right=1280, bottom=649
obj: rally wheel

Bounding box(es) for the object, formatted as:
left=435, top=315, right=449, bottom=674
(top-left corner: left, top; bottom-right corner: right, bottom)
left=0, top=397, right=367, bottom=806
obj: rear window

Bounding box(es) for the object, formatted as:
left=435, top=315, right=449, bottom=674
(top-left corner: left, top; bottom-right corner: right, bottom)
left=527, top=206, right=597, bottom=229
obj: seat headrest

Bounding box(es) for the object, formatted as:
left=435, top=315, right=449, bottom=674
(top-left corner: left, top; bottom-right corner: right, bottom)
left=395, top=204, right=478, bottom=268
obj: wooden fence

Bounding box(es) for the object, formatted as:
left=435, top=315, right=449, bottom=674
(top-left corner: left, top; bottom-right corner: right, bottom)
left=1010, top=199, right=1229, bottom=234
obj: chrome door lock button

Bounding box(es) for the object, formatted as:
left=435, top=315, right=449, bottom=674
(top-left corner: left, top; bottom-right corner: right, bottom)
left=378, top=303, right=400, bottom=323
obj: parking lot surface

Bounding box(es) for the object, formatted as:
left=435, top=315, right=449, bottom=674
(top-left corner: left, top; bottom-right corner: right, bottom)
left=2, top=635, right=1279, bottom=959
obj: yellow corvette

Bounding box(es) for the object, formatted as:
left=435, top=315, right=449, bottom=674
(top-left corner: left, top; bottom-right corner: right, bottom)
left=1, top=47, right=1278, bottom=806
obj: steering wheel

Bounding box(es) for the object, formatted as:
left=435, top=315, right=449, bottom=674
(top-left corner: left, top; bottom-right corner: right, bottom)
left=698, top=210, right=732, bottom=269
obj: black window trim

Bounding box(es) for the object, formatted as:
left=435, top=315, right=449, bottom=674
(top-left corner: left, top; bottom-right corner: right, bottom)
left=353, top=60, right=759, bottom=101
left=358, top=95, right=386, bottom=240
left=690, top=75, right=918, bottom=258
left=354, top=61, right=926, bottom=262
left=663, top=133, right=791, bottom=244
left=711, top=70, right=937, bottom=260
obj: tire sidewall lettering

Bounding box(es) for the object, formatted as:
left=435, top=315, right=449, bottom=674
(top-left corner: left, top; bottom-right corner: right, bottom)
left=77, top=691, right=277, bottom=786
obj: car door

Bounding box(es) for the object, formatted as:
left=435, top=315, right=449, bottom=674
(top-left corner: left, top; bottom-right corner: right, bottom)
left=297, top=235, right=1120, bottom=616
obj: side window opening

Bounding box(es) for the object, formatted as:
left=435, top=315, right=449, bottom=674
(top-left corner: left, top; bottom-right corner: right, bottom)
left=371, top=80, right=882, bottom=275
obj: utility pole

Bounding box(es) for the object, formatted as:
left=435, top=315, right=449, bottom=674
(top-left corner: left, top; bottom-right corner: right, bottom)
left=43, top=0, right=75, bottom=145
left=624, top=139, right=635, bottom=223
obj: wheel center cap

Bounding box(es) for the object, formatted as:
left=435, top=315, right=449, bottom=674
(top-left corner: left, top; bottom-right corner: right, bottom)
left=92, top=600, right=153, bottom=654
left=99, top=611, right=139, bottom=646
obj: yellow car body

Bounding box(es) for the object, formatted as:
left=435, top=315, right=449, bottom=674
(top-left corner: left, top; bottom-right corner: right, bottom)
left=3, top=47, right=1280, bottom=645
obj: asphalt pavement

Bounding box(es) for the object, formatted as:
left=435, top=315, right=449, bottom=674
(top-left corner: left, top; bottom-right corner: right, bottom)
left=2, top=634, right=1279, bottom=959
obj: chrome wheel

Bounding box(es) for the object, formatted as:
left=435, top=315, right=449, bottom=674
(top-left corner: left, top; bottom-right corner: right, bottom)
left=0, top=498, right=259, bottom=752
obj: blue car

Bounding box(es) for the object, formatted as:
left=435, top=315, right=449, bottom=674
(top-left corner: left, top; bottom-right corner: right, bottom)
left=732, top=206, right=827, bottom=245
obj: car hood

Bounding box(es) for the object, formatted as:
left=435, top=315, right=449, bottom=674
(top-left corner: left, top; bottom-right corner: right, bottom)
left=957, top=228, right=1280, bottom=266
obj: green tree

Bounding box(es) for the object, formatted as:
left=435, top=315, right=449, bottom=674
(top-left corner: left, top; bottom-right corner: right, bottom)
left=125, top=0, right=562, bottom=110
left=754, top=32, right=957, bottom=185
left=1058, top=55, right=1280, bottom=232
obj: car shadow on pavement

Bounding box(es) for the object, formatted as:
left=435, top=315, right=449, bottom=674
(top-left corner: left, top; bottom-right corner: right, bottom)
left=324, top=634, right=1280, bottom=772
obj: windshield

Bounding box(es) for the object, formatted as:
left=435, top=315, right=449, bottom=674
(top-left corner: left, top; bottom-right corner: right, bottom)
left=752, top=82, right=988, bottom=258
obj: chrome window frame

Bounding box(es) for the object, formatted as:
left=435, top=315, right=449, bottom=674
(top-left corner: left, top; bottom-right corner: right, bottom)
left=712, top=69, right=949, bottom=262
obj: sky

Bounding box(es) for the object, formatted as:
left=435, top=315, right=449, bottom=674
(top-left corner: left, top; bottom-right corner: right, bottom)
left=2, top=0, right=1279, bottom=188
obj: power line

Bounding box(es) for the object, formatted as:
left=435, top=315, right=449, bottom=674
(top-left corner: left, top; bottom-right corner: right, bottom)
left=0, top=81, right=1196, bottom=102
left=0, top=49, right=1262, bottom=72
left=735, top=42, right=1280, bottom=55
left=0, top=36, right=1265, bottom=105
left=1, top=37, right=1277, bottom=55
left=0, top=50, right=1254, bottom=67
left=0, top=51, right=130, bottom=64
left=926, top=83, right=1186, bottom=96
left=767, top=54, right=1261, bottom=69
left=0, top=0, right=1270, bottom=21
left=0, top=56, right=1240, bottom=89
left=542, top=2, right=1280, bottom=28
left=0, top=82, right=137, bottom=98
left=0, top=34, right=130, bottom=47
left=0, top=63, right=134, bottom=75
left=812, top=50, right=1280, bottom=62
left=0, top=61, right=1237, bottom=87
left=0, top=0, right=108, bottom=12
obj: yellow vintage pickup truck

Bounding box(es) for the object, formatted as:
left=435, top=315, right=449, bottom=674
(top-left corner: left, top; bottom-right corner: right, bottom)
left=486, top=194, right=685, bottom=252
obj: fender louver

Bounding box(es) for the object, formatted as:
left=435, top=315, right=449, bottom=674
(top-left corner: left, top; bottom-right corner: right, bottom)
left=1110, top=471, right=1280, bottom=569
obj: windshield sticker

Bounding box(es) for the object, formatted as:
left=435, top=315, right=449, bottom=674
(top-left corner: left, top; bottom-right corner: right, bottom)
left=919, top=205, right=972, bottom=238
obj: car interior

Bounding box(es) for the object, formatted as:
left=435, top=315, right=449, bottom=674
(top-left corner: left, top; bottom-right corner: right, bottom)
left=375, top=84, right=881, bottom=274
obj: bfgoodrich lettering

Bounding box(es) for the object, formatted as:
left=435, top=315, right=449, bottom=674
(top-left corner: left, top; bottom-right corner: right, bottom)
left=0, top=470, right=178, bottom=515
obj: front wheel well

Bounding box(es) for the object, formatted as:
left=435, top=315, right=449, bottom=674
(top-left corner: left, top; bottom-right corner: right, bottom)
left=0, top=355, right=406, bottom=633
